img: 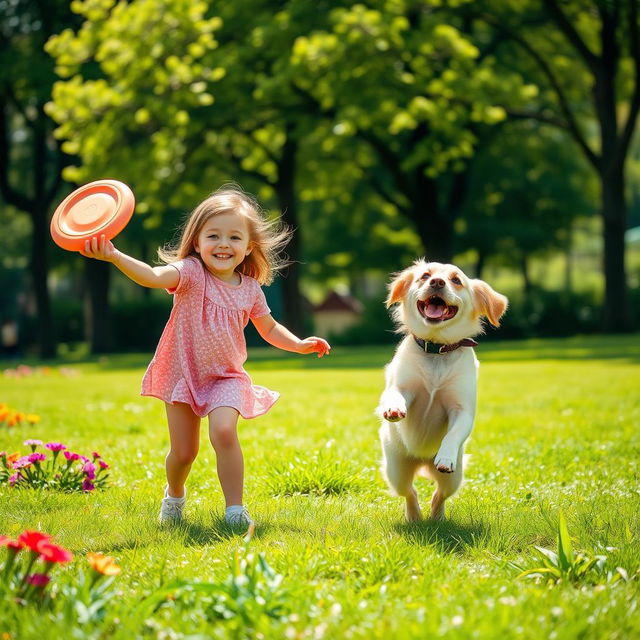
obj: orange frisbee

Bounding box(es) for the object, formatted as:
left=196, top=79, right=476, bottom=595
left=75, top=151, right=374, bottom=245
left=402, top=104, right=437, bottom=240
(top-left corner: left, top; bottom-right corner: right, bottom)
left=50, top=179, right=135, bottom=252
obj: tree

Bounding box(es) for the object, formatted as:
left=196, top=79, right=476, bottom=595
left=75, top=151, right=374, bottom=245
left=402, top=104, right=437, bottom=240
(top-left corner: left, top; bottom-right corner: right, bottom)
left=287, top=1, right=535, bottom=262
left=462, top=120, right=598, bottom=288
left=0, top=0, right=77, bottom=357
left=45, top=0, right=345, bottom=337
left=475, top=0, right=640, bottom=331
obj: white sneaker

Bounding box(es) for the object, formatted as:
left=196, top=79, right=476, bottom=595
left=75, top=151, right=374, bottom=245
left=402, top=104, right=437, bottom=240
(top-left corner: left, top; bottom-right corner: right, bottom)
left=225, top=505, right=254, bottom=528
left=159, top=486, right=186, bottom=524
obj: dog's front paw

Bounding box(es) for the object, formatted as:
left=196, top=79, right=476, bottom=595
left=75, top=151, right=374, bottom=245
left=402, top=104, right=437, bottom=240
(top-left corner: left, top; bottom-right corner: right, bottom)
left=434, top=453, right=456, bottom=474
left=383, top=407, right=406, bottom=422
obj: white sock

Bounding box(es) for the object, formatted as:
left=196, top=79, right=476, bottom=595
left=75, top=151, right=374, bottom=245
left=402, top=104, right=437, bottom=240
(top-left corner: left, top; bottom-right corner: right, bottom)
left=225, top=504, right=245, bottom=517
left=164, top=486, right=186, bottom=501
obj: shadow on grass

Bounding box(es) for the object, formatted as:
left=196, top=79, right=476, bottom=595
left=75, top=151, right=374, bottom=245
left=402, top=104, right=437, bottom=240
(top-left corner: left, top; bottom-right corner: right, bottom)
left=395, top=518, right=487, bottom=555
left=180, top=517, right=273, bottom=546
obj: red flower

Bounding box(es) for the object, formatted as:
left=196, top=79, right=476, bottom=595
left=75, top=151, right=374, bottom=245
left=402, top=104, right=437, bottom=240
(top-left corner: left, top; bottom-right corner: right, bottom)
left=17, top=531, right=51, bottom=552
left=0, top=535, right=23, bottom=551
left=26, top=573, right=51, bottom=587
left=38, top=541, right=73, bottom=564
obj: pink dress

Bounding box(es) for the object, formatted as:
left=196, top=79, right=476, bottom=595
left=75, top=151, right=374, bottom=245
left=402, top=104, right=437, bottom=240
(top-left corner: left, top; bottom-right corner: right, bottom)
left=141, top=256, right=279, bottom=418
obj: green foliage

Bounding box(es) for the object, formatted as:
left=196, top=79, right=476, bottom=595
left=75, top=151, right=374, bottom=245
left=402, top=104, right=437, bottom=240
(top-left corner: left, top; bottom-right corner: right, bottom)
left=152, top=548, right=292, bottom=636
left=265, top=447, right=366, bottom=496
left=513, top=512, right=631, bottom=587
left=1, top=337, right=640, bottom=638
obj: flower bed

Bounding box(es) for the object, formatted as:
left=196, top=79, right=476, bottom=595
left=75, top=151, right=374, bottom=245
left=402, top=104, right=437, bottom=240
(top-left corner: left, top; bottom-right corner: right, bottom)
left=0, top=404, right=40, bottom=428
left=0, top=441, right=109, bottom=492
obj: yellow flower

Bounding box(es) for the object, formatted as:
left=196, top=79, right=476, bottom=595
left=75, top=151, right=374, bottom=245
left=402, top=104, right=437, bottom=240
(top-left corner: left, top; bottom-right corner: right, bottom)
left=87, top=552, right=121, bottom=576
left=26, top=414, right=41, bottom=424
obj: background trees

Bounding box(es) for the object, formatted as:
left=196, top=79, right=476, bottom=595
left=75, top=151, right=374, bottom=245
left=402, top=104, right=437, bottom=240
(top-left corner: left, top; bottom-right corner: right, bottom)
left=1, top=0, right=637, bottom=355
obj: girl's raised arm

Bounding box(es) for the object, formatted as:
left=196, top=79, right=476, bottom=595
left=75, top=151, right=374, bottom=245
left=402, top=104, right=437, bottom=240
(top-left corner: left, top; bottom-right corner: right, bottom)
left=252, top=314, right=331, bottom=358
left=81, top=234, right=180, bottom=290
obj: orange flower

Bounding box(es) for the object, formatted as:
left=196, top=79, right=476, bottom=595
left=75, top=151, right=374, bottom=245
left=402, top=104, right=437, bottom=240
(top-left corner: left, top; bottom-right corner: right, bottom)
left=6, top=452, right=20, bottom=468
left=87, top=552, right=121, bottom=576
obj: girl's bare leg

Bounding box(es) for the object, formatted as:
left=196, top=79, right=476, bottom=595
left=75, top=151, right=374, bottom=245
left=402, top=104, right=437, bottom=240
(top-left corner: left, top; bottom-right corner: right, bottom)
left=165, top=402, right=200, bottom=498
left=208, top=406, right=243, bottom=507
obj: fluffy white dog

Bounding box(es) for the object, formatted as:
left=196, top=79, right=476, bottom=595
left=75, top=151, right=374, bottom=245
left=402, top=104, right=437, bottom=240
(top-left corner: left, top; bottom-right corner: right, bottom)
left=377, top=260, right=508, bottom=521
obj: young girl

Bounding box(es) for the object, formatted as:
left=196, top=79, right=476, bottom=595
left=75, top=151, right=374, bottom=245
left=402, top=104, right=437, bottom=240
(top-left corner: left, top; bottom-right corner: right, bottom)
left=81, top=186, right=331, bottom=528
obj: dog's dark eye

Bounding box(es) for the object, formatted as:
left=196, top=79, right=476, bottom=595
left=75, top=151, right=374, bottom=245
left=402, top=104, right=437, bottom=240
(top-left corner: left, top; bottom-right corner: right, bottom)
left=420, top=272, right=430, bottom=281
left=451, top=276, right=462, bottom=285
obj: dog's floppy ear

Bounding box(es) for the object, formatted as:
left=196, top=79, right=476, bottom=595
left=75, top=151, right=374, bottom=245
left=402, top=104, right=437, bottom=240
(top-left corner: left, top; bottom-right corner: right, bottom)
left=386, top=269, right=414, bottom=308
left=471, top=280, right=508, bottom=327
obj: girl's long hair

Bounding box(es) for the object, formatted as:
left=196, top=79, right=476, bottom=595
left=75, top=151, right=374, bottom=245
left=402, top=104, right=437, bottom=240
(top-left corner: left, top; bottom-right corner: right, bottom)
left=158, top=185, right=292, bottom=285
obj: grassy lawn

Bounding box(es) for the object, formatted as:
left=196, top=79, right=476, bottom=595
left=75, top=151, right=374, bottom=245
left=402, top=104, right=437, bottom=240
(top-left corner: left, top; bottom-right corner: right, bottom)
left=1, top=334, right=639, bottom=638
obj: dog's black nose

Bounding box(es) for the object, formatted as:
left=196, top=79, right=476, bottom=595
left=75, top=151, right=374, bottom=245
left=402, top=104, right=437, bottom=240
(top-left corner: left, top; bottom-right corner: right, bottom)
left=429, top=277, right=445, bottom=289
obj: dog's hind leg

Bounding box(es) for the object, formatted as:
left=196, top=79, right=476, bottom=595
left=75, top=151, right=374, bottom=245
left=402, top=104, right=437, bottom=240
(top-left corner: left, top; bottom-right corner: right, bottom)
left=380, top=431, right=423, bottom=521
left=424, top=452, right=464, bottom=521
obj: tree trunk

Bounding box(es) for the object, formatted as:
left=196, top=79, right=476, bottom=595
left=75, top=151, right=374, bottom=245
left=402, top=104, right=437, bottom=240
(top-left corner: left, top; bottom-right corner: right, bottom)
left=84, top=259, right=112, bottom=353
left=30, top=203, right=56, bottom=358
left=521, top=253, right=532, bottom=293
left=600, top=166, right=630, bottom=332
left=274, top=132, right=305, bottom=335
left=411, top=174, right=454, bottom=262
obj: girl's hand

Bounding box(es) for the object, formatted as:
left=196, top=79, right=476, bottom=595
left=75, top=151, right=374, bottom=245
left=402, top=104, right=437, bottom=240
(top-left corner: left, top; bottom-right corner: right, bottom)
left=80, top=234, right=119, bottom=263
left=297, top=337, right=331, bottom=358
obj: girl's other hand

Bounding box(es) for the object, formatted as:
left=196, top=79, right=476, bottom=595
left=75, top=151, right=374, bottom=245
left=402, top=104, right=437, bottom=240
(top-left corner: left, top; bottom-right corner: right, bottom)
left=80, top=234, right=119, bottom=262
left=298, top=337, right=331, bottom=358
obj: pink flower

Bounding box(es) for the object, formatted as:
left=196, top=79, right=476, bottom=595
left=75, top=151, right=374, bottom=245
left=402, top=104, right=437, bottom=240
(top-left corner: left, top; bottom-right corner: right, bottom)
left=83, top=462, right=96, bottom=479
left=63, top=451, right=81, bottom=462
left=45, top=442, right=67, bottom=452
left=82, top=478, right=95, bottom=492
left=92, top=451, right=101, bottom=459
left=8, top=472, right=20, bottom=486
left=98, top=460, right=109, bottom=470
left=24, top=439, right=43, bottom=449
left=26, top=573, right=51, bottom=587
left=28, top=453, right=47, bottom=463
left=12, top=456, right=33, bottom=469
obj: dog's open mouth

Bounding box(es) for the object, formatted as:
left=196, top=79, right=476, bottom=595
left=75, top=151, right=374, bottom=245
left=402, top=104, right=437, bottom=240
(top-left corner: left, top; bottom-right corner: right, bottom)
left=417, top=296, right=458, bottom=322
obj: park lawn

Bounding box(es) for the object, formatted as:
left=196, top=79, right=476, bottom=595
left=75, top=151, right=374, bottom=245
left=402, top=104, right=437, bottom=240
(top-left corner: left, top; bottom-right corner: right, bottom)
left=1, top=334, right=639, bottom=638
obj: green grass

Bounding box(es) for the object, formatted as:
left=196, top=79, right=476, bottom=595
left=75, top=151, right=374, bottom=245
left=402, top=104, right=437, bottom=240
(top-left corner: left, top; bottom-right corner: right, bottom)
left=1, top=335, right=639, bottom=638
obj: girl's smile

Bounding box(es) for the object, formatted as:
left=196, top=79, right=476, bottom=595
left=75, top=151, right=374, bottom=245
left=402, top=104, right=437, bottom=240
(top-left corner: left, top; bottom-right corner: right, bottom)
left=194, top=213, right=252, bottom=283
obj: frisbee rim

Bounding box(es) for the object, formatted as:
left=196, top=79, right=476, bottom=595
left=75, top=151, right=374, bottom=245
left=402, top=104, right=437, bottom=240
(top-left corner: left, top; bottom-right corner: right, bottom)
left=50, top=179, right=135, bottom=252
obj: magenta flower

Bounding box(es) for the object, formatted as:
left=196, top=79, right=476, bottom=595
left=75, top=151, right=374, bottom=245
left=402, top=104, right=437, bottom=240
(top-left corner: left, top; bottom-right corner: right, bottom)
left=45, top=442, right=67, bottom=452
left=8, top=472, right=20, bottom=486
left=83, top=462, right=96, bottom=479
left=82, top=478, right=95, bottom=492
left=63, top=451, right=81, bottom=462
left=28, top=453, right=47, bottom=463
left=26, top=573, right=51, bottom=587
left=92, top=451, right=101, bottom=459
left=12, top=456, right=33, bottom=469
left=98, top=460, right=109, bottom=470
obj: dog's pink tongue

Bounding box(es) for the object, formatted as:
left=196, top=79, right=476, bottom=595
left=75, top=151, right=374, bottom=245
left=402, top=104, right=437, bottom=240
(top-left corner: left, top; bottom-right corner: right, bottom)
left=426, top=302, right=446, bottom=318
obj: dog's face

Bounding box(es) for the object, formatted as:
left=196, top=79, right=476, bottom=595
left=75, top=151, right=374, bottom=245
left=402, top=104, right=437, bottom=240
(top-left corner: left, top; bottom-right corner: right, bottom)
left=386, top=260, right=508, bottom=343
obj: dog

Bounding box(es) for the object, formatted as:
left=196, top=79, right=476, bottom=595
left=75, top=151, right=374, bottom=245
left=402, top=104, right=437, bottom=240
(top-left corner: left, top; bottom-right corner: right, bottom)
left=376, top=259, right=508, bottom=521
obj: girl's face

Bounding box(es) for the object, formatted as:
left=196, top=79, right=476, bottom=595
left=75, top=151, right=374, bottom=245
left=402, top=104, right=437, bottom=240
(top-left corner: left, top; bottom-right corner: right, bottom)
left=194, top=212, right=252, bottom=282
